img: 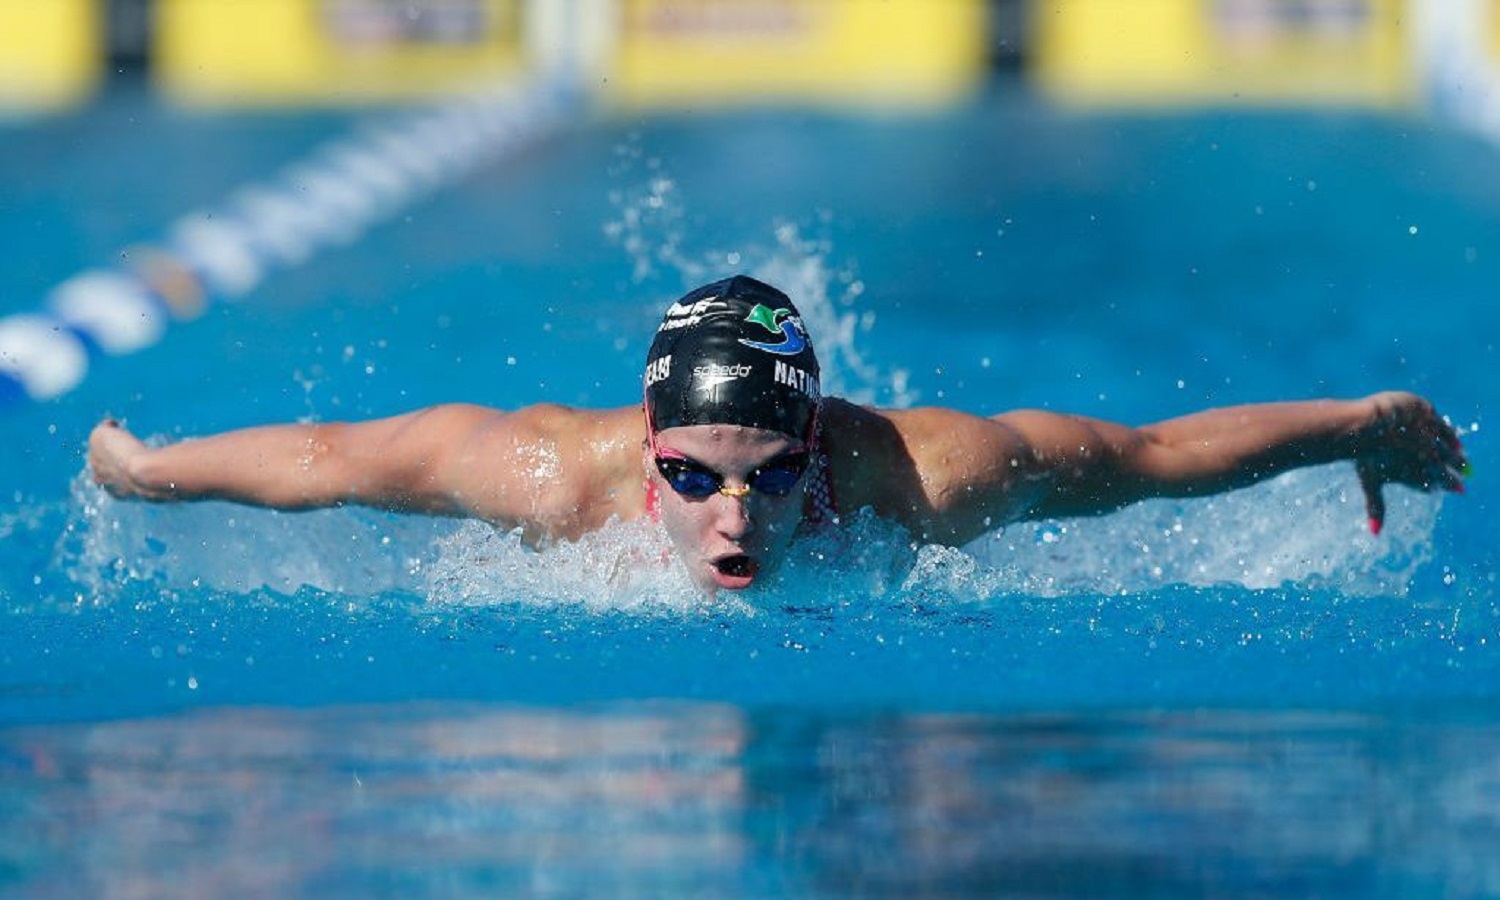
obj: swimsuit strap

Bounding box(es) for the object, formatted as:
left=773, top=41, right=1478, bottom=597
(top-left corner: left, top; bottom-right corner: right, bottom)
left=644, top=476, right=661, bottom=521
left=801, top=450, right=840, bottom=528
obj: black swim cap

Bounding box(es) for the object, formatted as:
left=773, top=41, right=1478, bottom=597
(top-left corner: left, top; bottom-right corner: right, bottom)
left=644, top=275, right=821, bottom=440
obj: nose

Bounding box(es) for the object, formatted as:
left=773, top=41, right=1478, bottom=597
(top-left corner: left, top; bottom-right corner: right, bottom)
left=711, top=491, right=754, bottom=541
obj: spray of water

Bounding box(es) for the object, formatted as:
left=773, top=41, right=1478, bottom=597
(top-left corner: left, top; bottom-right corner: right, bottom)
left=51, top=153, right=1447, bottom=609
left=965, top=465, right=1441, bottom=598
left=59, top=450, right=1442, bottom=612
left=602, top=137, right=913, bottom=408
left=423, top=518, right=729, bottom=615
left=62, top=473, right=448, bottom=602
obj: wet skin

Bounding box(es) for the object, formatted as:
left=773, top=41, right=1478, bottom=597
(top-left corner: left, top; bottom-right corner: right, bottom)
left=644, top=424, right=807, bottom=595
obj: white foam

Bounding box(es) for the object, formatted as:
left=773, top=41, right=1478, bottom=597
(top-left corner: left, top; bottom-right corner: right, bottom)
left=64, top=473, right=727, bottom=614
left=61, top=459, right=1440, bottom=610
left=64, top=474, right=450, bottom=599
left=964, top=464, right=1441, bottom=598
left=422, top=518, right=723, bottom=615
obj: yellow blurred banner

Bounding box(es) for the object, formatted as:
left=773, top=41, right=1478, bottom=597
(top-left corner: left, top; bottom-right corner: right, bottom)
left=610, top=0, right=988, bottom=108
left=1491, top=0, right=1500, bottom=64
left=158, top=0, right=987, bottom=109
left=1034, top=0, right=1413, bottom=108
left=157, top=0, right=527, bottom=105
left=0, top=0, right=101, bottom=113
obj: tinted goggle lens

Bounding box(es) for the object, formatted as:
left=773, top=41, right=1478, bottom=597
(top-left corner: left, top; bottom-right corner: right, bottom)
left=657, top=459, right=720, bottom=498
left=746, top=462, right=804, bottom=496
left=655, top=453, right=808, bottom=498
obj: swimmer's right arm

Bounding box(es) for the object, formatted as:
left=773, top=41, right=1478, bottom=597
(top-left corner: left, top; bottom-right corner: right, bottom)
left=89, top=405, right=512, bottom=518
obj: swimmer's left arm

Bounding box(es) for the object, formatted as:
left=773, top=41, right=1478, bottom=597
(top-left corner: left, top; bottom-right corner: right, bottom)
left=1004, top=391, right=1467, bottom=533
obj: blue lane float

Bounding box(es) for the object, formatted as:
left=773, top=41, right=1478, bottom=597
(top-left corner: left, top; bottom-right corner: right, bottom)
left=0, top=78, right=580, bottom=408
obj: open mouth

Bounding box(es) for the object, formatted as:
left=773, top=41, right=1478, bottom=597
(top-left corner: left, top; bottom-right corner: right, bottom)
left=710, top=553, right=759, bottom=590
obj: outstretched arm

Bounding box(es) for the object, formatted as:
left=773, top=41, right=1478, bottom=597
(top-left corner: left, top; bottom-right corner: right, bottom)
left=87, top=404, right=646, bottom=540
left=873, top=391, right=1467, bottom=544
left=1013, top=391, right=1467, bottom=531
left=89, top=405, right=504, bottom=514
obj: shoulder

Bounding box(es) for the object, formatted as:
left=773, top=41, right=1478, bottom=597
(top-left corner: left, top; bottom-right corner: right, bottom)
left=819, top=399, right=1045, bottom=540
left=429, top=402, right=644, bottom=476
left=821, top=399, right=1029, bottom=461
left=460, top=403, right=648, bottom=538
left=818, top=400, right=957, bottom=519
left=425, top=402, right=637, bottom=450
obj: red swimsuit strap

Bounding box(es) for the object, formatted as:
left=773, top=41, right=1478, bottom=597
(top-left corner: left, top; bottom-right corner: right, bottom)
left=644, top=476, right=661, bottom=522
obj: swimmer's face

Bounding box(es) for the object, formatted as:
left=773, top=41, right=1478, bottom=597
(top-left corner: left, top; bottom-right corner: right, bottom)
left=646, top=424, right=808, bottom=595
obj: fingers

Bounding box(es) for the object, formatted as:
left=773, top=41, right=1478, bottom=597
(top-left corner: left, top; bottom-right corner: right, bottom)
left=1373, top=394, right=1470, bottom=494
left=1433, top=416, right=1467, bottom=464
left=1358, top=460, right=1386, bottom=536
left=86, top=418, right=148, bottom=496
left=1423, top=427, right=1468, bottom=494
left=89, top=417, right=126, bottom=448
left=1356, top=395, right=1470, bottom=536
left=1430, top=414, right=1469, bottom=494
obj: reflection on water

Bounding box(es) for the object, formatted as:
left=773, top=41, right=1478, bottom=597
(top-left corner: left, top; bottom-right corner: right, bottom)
left=782, top=712, right=1500, bottom=898
left=4, top=703, right=1500, bottom=897
left=3, top=703, right=750, bottom=897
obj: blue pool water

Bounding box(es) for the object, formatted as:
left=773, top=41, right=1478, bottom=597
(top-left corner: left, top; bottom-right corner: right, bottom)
left=3, top=79, right=1498, bottom=896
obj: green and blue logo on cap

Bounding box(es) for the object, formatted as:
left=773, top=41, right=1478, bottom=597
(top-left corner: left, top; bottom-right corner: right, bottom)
left=739, top=304, right=808, bottom=356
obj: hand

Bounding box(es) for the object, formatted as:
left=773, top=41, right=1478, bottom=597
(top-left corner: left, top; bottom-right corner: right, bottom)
left=88, top=419, right=153, bottom=499
left=1354, top=392, right=1469, bottom=535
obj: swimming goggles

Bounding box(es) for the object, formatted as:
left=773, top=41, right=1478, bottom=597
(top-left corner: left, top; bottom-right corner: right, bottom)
left=654, top=450, right=809, bottom=499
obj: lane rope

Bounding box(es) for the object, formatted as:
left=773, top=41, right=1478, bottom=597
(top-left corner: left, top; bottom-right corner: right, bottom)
left=0, top=77, right=581, bottom=408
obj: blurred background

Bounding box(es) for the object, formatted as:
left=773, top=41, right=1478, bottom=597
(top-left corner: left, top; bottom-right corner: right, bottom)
left=2, top=0, right=1483, bottom=114
left=4, top=0, right=1498, bottom=412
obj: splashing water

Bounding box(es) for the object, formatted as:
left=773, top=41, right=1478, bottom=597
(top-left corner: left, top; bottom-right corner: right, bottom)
left=965, top=464, right=1441, bottom=598
left=59, top=459, right=1441, bottom=611
left=61, top=474, right=451, bottom=602
left=423, top=518, right=719, bottom=615
left=752, top=221, right=914, bottom=407
left=48, top=153, right=1446, bottom=611
left=602, top=136, right=703, bottom=285
left=603, top=140, right=913, bottom=407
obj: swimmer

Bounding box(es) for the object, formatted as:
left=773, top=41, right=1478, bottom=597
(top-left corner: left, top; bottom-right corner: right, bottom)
left=88, top=275, right=1469, bottom=595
